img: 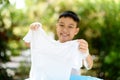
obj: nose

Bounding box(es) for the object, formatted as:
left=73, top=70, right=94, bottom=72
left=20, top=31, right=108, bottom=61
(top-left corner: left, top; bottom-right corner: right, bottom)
left=62, top=27, right=68, bottom=33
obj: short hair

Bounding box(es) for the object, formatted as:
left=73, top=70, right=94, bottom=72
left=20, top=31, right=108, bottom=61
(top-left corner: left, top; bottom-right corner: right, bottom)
left=58, top=11, right=80, bottom=27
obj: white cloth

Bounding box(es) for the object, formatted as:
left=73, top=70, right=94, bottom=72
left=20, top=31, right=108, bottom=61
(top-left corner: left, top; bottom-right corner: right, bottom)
left=23, top=26, right=89, bottom=80
left=56, top=41, right=90, bottom=75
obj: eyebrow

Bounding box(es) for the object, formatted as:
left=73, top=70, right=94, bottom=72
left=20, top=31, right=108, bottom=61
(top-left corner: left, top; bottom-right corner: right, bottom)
left=58, top=21, right=75, bottom=26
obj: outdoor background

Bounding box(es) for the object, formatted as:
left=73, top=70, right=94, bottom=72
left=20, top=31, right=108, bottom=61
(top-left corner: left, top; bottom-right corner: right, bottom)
left=0, top=0, right=120, bottom=80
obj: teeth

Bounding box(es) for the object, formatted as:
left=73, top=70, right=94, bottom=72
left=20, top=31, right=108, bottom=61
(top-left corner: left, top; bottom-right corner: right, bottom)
left=61, top=33, right=68, bottom=37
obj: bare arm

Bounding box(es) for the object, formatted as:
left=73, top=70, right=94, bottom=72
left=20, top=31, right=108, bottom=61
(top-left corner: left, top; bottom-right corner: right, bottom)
left=78, top=39, right=93, bottom=69
left=85, top=54, right=93, bottom=69
left=25, top=42, right=30, bottom=48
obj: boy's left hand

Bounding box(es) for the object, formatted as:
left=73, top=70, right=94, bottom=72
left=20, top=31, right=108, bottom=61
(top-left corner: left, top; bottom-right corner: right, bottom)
left=77, top=39, right=88, bottom=54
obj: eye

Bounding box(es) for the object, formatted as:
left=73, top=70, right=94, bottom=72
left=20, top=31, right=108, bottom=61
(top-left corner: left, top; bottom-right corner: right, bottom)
left=68, top=26, right=74, bottom=28
left=59, top=24, right=64, bottom=27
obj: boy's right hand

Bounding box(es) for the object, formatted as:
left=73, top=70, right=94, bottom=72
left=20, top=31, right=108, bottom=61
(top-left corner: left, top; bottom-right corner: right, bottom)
left=30, top=22, right=42, bottom=30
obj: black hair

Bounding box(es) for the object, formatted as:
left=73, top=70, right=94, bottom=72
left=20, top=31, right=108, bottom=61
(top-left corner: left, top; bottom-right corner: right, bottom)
left=58, top=11, right=80, bottom=27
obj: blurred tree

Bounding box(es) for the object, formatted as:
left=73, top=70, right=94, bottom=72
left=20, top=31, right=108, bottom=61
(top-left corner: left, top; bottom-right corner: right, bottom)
left=75, top=0, right=120, bottom=79
left=0, top=66, right=13, bottom=80
left=98, top=1, right=120, bottom=79
left=0, top=0, right=11, bottom=62
left=0, top=0, right=120, bottom=80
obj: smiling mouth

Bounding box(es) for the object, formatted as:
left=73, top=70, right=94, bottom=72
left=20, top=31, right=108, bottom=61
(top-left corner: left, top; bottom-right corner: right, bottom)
left=60, top=33, right=69, bottom=37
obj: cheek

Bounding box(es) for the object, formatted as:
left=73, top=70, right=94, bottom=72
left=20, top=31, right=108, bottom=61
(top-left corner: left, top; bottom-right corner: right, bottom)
left=73, top=29, right=79, bottom=35
left=57, top=27, right=62, bottom=33
left=70, top=30, right=77, bottom=35
left=70, top=31, right=77, bottom=37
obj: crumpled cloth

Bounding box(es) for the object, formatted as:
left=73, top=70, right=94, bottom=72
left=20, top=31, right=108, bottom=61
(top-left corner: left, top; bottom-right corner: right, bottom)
left=23, top=25, right=103, bottom=80
left=23, top=26, right=82, bottom=80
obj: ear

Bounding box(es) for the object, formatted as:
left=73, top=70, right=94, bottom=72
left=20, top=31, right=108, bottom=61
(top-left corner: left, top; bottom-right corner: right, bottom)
left=75, top=28, right=80, bottom=35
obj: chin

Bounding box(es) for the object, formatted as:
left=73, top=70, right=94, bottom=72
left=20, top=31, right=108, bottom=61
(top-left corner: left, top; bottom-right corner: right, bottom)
left=62, top=39, right=71, bottom=42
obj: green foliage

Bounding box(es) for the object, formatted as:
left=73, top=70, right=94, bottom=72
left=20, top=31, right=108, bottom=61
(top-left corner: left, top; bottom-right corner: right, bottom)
left=74, top=0, right=120, bottom=79
left=0, top=66, right=13, bottom=80
left=15, top=62, right=30, bottom=80
left=98, top=1, right=120, bottom=79
left=0, top=0, right=120, bottom=80
left=0, top=0, right=11, bottom=62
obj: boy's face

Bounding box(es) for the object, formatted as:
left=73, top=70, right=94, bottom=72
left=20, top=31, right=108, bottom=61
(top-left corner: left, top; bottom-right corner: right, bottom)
left=56, top=17, right=79, bottom=43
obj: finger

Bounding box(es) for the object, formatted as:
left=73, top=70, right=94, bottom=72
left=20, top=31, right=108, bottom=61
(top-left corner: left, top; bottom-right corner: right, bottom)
left=79, top=48, right=87, bottom=53
left=79, top=44, right=88, bottom=51
left=78, top=39, right=87, bottom=44
left=30, top=23, right=39, bottom=30
left=78, top=39, right=88, bottom=47
left=79, top=41, right=88, bottom=46
left=30, top=23, right=35, bottom=29
left=34, top=22, right=41, bottom=27
left=79, top=46, right=87, bottom=50
left=35, top=23, right=41, bottom=29
left=79, top=46, right=88, bottom=53
left=30, top=25, right=34, bottom=30
left=36, top=26, right=40, bottom=30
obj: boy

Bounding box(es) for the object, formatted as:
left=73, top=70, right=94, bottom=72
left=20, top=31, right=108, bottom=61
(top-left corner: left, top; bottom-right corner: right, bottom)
left=24, top=11, right=93, bottom=76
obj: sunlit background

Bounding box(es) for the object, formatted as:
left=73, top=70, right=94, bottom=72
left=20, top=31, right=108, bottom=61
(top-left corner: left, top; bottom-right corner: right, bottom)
left=0, top=0, right=120, bottom=80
